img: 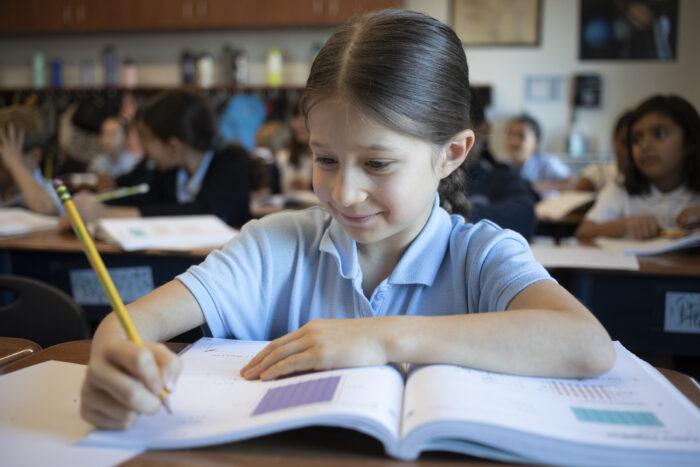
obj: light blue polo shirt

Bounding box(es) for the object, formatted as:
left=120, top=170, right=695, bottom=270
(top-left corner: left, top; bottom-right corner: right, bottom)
left=520, top=152, right=571, bottom=183
left=177, top=196, right=553, bottom=340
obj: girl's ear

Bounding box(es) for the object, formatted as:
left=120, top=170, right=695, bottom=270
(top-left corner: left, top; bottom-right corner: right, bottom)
left=438, top=128, right=475, bottom=179
left=166, top=136, right=183, bottom=158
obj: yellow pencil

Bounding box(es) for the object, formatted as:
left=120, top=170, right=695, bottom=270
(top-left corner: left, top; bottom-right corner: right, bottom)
left=54, top=180, right=171, bottom=413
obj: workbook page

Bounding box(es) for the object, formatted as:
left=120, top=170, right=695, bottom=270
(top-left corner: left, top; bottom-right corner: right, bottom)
left=83, top=338, right=404, bottom=449
left=401, top=342, right=700, bottom=452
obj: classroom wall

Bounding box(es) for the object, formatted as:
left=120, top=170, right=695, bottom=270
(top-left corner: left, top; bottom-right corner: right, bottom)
left=1, top=0, right=698, bottom=159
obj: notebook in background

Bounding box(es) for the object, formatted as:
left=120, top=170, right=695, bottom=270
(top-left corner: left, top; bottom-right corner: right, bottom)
left=0, top=208, right=58, bottom=237
left=94, top=215, right=238, bottom=252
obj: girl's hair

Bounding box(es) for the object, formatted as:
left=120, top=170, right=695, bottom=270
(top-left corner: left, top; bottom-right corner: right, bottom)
left=624, top=94, right=700, bottom=195
left=508, top=114, right=541, bottom=142
left=300, top=9, right=471, bottom=216
left=135, top=89, right=216, bottom=152
left=0, top=105, right=47, bottom=153
left=613, top=110, right=634, bottom=138
left=288, top=100, right=310, bottom=168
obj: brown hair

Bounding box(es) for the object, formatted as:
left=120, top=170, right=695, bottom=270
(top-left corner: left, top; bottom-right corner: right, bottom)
left=0, top=105, right=48, bottom=154
left=300, top=9, right=471, bottom=216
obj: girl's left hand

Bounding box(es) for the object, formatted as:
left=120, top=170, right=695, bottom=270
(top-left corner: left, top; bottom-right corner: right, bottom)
left=676, top=206, right=700, bottom=230
left=241, top=319, right=388, bottom=381
left=0, top=124, right=25, bottom=167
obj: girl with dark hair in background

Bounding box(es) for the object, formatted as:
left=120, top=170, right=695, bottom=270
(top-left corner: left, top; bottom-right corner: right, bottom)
left=577, top=94, right=700, bottom=239
left=70, top=89, right=251, bottom=227
left=80, top=10, right=613, bottom=430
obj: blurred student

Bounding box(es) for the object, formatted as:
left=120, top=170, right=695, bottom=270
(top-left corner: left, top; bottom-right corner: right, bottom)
left=506, top=114, right=571, bottom=192
left=576, top=95, right=700, bottom=240
left=575, top=111, right=633, bottom=192
left=461, top=89, right=538, bottom=239
left=89, top=116, right=139, bottom=180
left=276, top=103, right=313, bottom=193
left=250, top=120, right=287, bottom=197
left=0, top=105, right=61, bottom=215
left=70, top=89, right=251, bottom=227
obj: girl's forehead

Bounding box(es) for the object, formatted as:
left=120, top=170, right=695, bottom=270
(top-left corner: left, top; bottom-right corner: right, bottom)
left=632, top=111, right=678, bottom=131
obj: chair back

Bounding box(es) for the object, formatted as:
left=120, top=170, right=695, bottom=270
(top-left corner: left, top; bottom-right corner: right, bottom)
left=0, top=275, right=89, bottom=347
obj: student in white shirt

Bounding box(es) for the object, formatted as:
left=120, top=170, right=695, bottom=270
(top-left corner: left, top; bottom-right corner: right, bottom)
left=79, top=10, right=613, bottom=430
left=0, top=105, right=61, bottom=215
left=576, top=95, right=700, bottom=239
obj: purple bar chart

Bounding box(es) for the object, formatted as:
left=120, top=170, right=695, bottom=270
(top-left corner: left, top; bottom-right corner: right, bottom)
left=252, top=376, right=341, bottom=416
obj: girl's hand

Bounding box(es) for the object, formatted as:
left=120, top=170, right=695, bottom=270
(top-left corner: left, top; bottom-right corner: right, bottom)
left=676, top=206, right=700, bottom=230
left=624, top=215, right=660, bottom=239
left=0, top=124, right=25, bottom=167
left=241, top=319, right=388, bottom=381
left=80, top=340, right=182, bottom=429
left=72, top=190, right=107, bottom=224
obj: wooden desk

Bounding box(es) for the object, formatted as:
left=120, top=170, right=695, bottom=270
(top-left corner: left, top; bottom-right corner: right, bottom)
left=546, top=248, right=700, bottom=357
left=0, top=230, right=210, bottom=326
left=4, top=340, right=700, bottom=467
left=0, top=337, right=41, bottom=371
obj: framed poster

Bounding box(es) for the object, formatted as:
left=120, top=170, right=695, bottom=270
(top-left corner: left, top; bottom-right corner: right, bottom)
left=579, top=0, right=678, bottom=60
left=452, top=0, right=541, bottom=46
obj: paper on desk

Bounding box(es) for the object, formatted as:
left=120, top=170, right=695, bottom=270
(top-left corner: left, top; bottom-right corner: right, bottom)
left=596, top=232, right=700, bottom=256
left=535, top=191, right=595, bottom=220
left=0, top=207, right=58, bottom=237
left=530, top=243, right=639, bottom=270
left=0, top=361, right=141, bottom=467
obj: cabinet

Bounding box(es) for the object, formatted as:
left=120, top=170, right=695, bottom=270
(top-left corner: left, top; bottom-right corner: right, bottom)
left=1, top=0, right=399, bottom=34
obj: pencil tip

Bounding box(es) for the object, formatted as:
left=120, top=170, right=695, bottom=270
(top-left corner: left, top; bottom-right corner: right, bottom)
left=161, top=397, right=173, bottom=414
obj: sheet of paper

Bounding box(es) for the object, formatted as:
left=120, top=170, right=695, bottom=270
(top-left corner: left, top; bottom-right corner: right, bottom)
left=535, top=191, right=595, bottom=220
left=596, top=233, right=700, bottom=256
left=0, top=207, right=58, bottom=237
left=0, top=361, right=141, bottom=467
left=530, top=244, right=639, bottom=270
left=83, top=338, right=404, bottom=450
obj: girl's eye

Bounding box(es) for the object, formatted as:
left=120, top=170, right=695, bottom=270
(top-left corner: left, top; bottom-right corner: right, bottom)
left=652, top=127, right=667, bottom=138
left=366, top=160, right=391, bottom=170
left=314, top=156, right=336, bottom=167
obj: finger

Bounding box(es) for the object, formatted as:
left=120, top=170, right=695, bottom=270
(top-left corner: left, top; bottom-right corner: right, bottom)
left=243, top=338, right=310, bottom=380
left=108, top=343, right=165, bottom=395
left=242, top=331, right=302, bottom=372
left=87, top=358, right=162, bottom=414
left=16, top=128, right=25, bottom=148
left=259, top=350, right=321, bottom=381
left=147, top=342, right=183, bottom=392
left=81, top=382, right=138, bottom=428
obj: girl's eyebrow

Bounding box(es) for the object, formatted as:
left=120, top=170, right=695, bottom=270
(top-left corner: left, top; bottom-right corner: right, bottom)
left=309, top=140, right=401, bottom=153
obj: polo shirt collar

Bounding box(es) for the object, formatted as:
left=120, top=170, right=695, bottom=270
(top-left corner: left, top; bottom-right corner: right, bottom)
left=319, top=194, right=452, bottom=286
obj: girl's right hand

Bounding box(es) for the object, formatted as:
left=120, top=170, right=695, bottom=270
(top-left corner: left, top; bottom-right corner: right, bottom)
left=624, top=215, right=660, bottom=239
left=80, top=340, right=182, bottom=429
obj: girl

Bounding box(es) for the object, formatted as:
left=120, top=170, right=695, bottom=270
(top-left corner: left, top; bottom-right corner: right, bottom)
left=89, top=116, right=139, bottom=179
left=576, top=95, right=700, bottom=240
left=506, top=114, right=571, bottom=192
left=81, top=10, right=614, bottom=430
left=71, top=90, right=252, bottom=227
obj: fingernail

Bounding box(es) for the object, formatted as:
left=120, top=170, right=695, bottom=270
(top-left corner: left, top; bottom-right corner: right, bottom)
left=165, top=373, right=176, bottom=392
left=151, top=382, right=163, bottom=394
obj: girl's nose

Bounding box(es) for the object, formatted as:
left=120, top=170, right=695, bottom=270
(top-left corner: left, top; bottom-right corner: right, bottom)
left=332, top=168, right=367, bottom=207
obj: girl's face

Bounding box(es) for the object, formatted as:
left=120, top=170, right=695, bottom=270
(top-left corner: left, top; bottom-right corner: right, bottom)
left=630, top=112, right=685, bottom=187
left=99, top=118, right=126, bottom=158
left=136, top=121, right=180, bottom=170
left=309, top=99, right=445, bottom=250
left=505, top=121, right=539, bottom=166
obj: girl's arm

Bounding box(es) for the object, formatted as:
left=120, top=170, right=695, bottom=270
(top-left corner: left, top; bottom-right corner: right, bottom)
left=81, top=280, right=205, bottom=429
left=576, top=216, right=660, bottom=240
left=676, top=204, right=700, bottom=230
left=242, top=280, right=615, bottom=381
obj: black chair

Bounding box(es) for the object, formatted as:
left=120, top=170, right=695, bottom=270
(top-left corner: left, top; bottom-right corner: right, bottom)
left=0, top=275, right=89, bottom=348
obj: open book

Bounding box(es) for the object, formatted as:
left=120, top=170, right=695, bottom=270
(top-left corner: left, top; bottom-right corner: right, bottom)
left=93, top=215, right=238, bottom=252
left=535, top=191, right=596, bottom=220
left=83, top=338, right=700, bottom=466
left=596, top=232, right=700, bottom=256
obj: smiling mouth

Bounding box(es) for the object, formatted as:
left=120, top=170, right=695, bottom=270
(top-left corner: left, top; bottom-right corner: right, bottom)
left=338, top=212, right=378, bottom=224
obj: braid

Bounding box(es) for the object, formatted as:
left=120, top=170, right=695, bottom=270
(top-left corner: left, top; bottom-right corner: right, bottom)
left=438, top=166, right=469, bottom=217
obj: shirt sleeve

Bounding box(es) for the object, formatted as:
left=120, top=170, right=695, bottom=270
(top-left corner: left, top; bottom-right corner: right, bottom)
left=545, top=155, right=571, bottom=180
left=584, top=183, right=625, bottom=223
left=463, top=221, right=554, bottom=313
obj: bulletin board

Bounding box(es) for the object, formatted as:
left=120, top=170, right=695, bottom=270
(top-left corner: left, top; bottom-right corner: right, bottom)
left=452, top=0, right=541, bottom=46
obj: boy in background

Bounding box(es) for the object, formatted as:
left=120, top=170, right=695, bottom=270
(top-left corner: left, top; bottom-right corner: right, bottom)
left=0, top=105, right=61, bottom=215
